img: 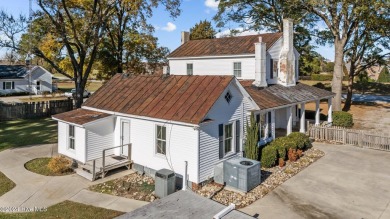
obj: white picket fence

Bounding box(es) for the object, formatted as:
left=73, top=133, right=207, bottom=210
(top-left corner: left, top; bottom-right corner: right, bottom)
left=308, top=123, right=390, bottom=152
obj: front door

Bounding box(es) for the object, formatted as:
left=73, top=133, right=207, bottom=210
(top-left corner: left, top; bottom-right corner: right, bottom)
left=120, top=120, right=130, bottom=157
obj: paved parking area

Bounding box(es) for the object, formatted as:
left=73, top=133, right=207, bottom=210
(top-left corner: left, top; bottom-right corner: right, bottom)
left=241, top=143, right=390, bottom=219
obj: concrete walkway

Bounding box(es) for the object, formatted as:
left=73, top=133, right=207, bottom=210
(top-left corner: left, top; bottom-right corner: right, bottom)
left=240, top=143, right=390, bottom=219
left=0, top=144, right=147, bottom=212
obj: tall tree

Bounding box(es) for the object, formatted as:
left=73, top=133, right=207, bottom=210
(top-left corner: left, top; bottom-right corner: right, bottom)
left=214, top=0, right=318, bottom=61
left=377, top=67, right=390, bottom=83
left=189, top=20, right=216, bottom=40
left=342, top=4, right=389, bottom=111
left=295, top=0, right=388, bottom=111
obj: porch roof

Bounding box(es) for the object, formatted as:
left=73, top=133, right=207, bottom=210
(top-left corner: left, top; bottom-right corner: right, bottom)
left=240, top=81, right=335, bottom=110
left=52, top=108, right=111, bottom=125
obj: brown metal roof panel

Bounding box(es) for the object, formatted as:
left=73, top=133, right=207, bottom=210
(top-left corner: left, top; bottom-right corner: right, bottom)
left=52, top=109, right=111, bottom=125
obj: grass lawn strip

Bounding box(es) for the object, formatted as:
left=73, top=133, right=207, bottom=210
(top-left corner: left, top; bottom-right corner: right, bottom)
left=0, top=171, right=15, bottom=197
left=24, top=158, right=73, bottom=176
left=0, top=118, right=57, bottom=152
left=0, top=200, right=123, bottom=219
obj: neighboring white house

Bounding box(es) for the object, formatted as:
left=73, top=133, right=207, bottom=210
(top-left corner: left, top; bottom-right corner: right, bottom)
left=168, top=19, right=334, bottom=143
left=0, top=65, right=53, bottom=95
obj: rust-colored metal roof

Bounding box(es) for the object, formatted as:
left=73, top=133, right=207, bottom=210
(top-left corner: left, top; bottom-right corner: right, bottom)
left=240, top=81, right=335, bottom=110
left=168, top=33, right=282, bottom=58
left=83, top=74, right=234, bottom=124
left=52, top=109, right=111, bottom=125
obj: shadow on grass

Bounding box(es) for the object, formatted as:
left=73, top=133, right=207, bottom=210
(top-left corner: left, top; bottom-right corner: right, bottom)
left=0, top=118, right=57, bottom=152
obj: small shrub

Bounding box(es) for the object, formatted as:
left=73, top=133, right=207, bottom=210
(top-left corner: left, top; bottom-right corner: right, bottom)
left=288, top=132, right=312, bottom=150
left=278, top=158, right=285, bottom=167
left=332, top=111, right=353, bottom=128
left=288, top=148, right=298, bottom=162
left=297, top=149, right=303, bottom=158
left=261, top=145, right=277, bottom=168
left=48, top=156, right=72, bottom=174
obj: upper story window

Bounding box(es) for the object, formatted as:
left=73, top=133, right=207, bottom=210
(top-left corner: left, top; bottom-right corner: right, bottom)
left=187, top=63, right=193, bottom=75
left=270, top=59, right=278, bottom=79
left=233, top=62, right=241, bottom=77
left=68, top=125, right=75, bottom=150
left=2, top=81, right=14, bottom=90
left=156, top=125, right=166, bottom=155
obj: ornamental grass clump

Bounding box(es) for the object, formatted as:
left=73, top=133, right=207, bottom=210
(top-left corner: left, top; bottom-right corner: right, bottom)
left=48, top=156, right=73, bottom=174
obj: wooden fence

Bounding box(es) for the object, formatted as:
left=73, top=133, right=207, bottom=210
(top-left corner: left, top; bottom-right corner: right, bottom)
left=0, top=98, right=73, bottom=121
left=308, top=123, right=390, bottom=152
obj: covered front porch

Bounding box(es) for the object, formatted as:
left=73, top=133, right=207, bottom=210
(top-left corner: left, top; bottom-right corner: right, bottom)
left=255, top=98, right=333, bottom=144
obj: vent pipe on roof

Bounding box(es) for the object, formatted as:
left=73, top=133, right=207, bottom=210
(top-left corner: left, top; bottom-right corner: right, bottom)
left=252, top=37, right=267, bottom=87
left=278, top=19, right=296, bottom=87
left=181, top=31, right=190, bottom=45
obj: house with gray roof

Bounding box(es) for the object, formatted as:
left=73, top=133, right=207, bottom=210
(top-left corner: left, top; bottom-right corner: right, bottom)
left=0, top=65, right=53, bottom=95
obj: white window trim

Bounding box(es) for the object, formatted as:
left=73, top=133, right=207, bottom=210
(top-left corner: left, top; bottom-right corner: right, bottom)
left=223, top=122, right=235, bottom=157
left=233, top=62, right=242, bottom=78
left=186, top=63, right=193, bottom=76
left=68, top=125, right=75, bottom=151
left=4, top=81, right=13, bottom=90
left=155, top=124, right=167, bottom=156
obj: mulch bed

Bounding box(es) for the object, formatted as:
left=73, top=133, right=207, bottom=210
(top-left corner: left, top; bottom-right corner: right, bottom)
left=89, top=173, right=156, bottom=202
left=195, top=148, right=325, bottom=208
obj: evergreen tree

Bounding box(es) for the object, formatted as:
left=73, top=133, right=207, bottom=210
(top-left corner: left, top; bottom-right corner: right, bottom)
left=378, top=67, right=390, bottom=83
left=189, top=20, right=216, bottom=40
left=245, top=113, right=259, bottom=160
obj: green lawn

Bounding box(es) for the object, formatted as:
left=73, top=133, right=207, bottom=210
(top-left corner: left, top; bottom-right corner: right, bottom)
left=57, top=81, right=104, bottom=92
left=0, top=171, right=15, bottom=197
left=24, top=158, right=73, bottom=176
left=0, top=118, right=57, bottom=152
left=0, top=201, right=123, bottom=219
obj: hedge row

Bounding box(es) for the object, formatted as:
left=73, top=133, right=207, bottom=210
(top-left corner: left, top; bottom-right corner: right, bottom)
left=260, top=132, right=312, bottom=168
left=300, top=74, right=348, bottom=81
left=332, top=111, right=353, bottom=128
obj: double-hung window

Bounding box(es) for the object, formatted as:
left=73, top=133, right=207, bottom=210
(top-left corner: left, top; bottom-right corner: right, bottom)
left=224, top=123, right=233, bottom=154
left=156, top=125, right=166, bottom=155
left=233, top=62, right=242, bottom=77
left=3, top=81, right=14, bottom=90
left=270, top=59, right=278, bottom=79
left=187, top=63, right=193, bottom=75
left=68, top=125, right=75, bottom=150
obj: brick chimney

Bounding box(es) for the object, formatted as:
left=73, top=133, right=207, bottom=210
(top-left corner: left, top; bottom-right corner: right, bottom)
left=252, top=37, right=267, bottom=87
left=278, top=19, right=296, bottom=86
left=181, top=31, right=190, bottom=45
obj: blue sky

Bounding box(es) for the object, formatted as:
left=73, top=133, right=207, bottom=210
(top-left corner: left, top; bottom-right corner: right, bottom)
left=1, top=0, right=335, bottom=60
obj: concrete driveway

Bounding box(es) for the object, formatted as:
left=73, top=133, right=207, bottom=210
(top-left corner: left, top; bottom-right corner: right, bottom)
left=0, top=144, right=147, bottom=212
left=241, top=143, right=390, bottom=219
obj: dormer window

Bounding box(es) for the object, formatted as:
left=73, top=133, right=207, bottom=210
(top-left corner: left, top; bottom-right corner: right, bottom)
left=225, top=91, right=232, bottom=103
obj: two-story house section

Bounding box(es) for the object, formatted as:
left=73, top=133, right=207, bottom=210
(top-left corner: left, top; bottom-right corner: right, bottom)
left=167, top=19, right=335, bottom=144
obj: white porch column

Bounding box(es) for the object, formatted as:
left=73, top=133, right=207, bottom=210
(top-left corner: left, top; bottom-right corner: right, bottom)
left=299, top=103, right=306, bottom=133
left=264, top=113, right=269, bottom=139
left=287, top=106, right=293, bottom=135
left=271, top=110, right=276, bottom=139
left=315, top=100, right=320, bottom=126
left=327, top=98, right=333, bottom=123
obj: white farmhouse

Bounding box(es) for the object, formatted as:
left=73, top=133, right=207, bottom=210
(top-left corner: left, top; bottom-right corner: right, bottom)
left=52, top=19, right=334, bottom=187
left=0, top=65, right=53, bottom=95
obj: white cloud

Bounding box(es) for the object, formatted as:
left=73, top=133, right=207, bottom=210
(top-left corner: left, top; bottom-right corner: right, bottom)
left=161, top=22, right=177, bottom=32
left=215, top=28, right=264, bottom=38
left=205, top=0, right=220, bottom=10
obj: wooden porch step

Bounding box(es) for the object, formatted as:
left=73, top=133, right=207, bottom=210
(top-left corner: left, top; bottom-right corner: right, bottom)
left=76, top=168, right=96, bottom=181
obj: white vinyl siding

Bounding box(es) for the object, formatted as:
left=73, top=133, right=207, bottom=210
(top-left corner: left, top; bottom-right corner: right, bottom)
left=114, top=116, right=199, bottom=183
left=198, top=81, right=245, bottom=182
left=85, top=117, right=115, bottom=161
left=233, top=62, right=242, bottom=77
left=57, top=122, right=86, bottom=163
